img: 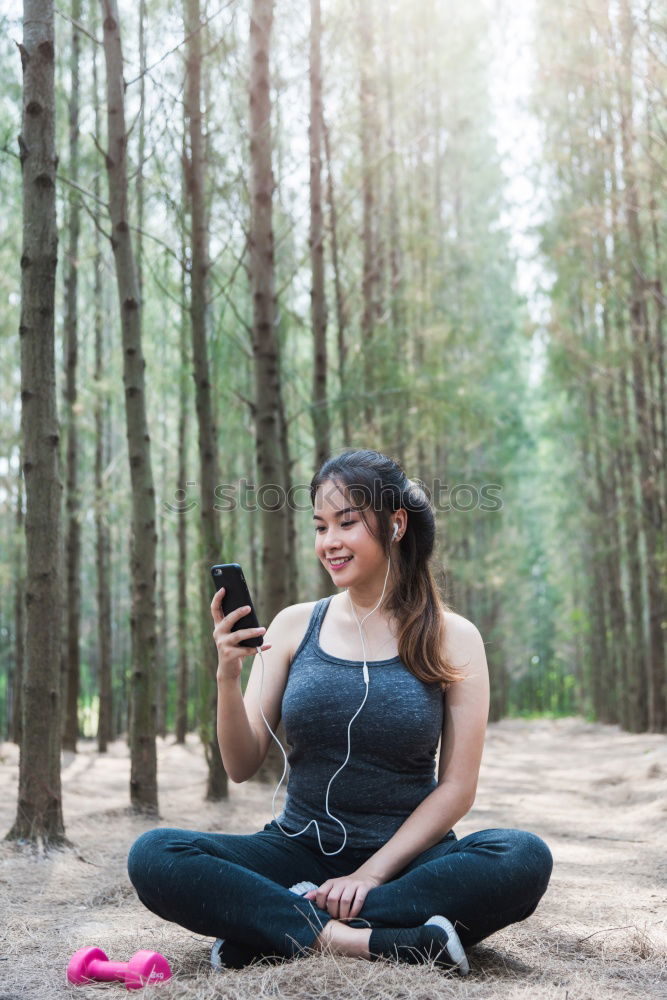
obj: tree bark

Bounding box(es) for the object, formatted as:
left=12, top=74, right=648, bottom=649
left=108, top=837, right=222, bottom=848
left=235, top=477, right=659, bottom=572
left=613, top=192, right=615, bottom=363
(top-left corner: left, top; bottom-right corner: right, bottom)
left=598, top=237, right=631, bottom=728
left=381, top=2, right=406, bottom=465
left=7, top=0, right=66, bottom=846
left=156, top=441, right=168, bottom=740
left=61, top=0, right=82, bottom=754
left=248, top=0, right=290, bottom=622
left=100, top=0, right=158, bottom=812
left=278, top=395, right=299, bottom=605
left=11, top=450, right=25, bottom=745
left=618, top=0, right=666, bottom=731
left=136, top=0, right=146, bottom=299
left=322, top=112, right=351, bottom=446
left=309, top=0, right=334, bottom=597
left=175, top=224, right=190, bottom=744
left=358, top=0, right=377, bottom=430
left=92, top=20, right=113, bottom=754
left=184, top=0, right=227, bottom=798
left=310, top=0, right=329, bottom=470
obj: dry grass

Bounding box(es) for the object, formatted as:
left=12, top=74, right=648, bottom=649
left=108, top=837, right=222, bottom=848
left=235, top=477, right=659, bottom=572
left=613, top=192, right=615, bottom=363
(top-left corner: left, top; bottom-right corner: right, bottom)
left=1, top=717, right=666, bottom=1000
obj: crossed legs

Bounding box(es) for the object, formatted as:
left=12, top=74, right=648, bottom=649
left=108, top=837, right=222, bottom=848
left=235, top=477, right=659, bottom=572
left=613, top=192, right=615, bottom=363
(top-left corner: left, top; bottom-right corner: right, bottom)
left=127, top=824, right=553, bottom=962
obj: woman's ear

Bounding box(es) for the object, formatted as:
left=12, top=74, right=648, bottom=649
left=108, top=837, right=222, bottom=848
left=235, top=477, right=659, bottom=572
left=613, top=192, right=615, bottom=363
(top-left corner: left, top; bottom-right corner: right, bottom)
left=394, top=508, right=408, bottom=540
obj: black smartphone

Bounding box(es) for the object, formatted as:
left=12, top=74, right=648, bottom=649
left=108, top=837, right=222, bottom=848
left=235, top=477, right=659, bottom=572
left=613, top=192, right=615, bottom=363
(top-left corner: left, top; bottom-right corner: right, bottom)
left=210, top=563, right=262, bottom=647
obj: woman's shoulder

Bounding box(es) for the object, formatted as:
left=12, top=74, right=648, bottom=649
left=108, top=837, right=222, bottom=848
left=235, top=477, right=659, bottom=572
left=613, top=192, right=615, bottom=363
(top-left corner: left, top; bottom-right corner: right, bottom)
left=442, top=610, right=484, bottom=662
left=442, top=609, right=480, bottom=635
left=279, top=598, right=321, bottom=662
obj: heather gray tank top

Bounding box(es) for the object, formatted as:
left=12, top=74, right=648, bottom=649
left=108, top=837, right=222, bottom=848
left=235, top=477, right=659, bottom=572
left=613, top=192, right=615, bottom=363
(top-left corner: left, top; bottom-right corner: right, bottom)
left=276, top=595, right=444, bottom=851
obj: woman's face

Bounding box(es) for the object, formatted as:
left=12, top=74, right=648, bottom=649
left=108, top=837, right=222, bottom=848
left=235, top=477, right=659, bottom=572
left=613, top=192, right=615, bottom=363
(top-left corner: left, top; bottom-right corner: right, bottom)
left=313, top=480, right=385, bottom=586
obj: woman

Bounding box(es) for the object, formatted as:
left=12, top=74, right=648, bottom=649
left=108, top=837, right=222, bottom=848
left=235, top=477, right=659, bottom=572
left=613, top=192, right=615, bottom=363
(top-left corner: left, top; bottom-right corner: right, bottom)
left=128, top=449, right=552, bottom=974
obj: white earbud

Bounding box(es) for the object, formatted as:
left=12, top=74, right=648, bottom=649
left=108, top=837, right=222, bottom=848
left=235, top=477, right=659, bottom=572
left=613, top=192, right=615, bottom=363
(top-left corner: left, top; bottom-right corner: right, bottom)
left=392, top=522, right=399, bottom=541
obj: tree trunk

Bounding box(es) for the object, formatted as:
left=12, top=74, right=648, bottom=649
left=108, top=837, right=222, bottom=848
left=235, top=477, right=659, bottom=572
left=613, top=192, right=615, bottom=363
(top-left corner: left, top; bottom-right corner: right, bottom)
left=310, top=0, right=329, bottom=469
left=101, top=0, right=158, bottom=813
left=156, top=445, right=168, bottom=740
left=92, top=21, right=113, bottom=754
left=358, top=0, right=377, bottom=430
left=247, top=0, right=294, bottom=780
left=309, top=0, right=334, bottom=597
left=618, top=0, right=666, bottom=731
left=645, top=97, right=666, bottom=532
left=604, top=54, right=648, bottom=731
left=136, top=0, right=146, bottom=300
left=175, top=232, right=190, bottom=744
left=184, top=0, right=227, bottom=797
left=381, top=3, right=406, bottom=465
left=645, top=61, right=667, bottom=733
left=583, top=370, right=614, bottom=721
left=11, top=450, right=25, bottom=745
left=322, top=112, right=351, bottom=446
left=277, top=396, right=299, bottom=604
left=599, top=244, right=631, bottom=729
left=248, top=0, right=290, bottom=622
left=61, top=0, right=82, bottom=754
left=7, top=0, right=66, bottom=846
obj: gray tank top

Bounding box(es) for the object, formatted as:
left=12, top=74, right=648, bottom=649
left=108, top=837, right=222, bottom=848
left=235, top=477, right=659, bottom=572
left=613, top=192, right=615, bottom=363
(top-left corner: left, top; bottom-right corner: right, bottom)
left=276, top=595, right=444, bottom=851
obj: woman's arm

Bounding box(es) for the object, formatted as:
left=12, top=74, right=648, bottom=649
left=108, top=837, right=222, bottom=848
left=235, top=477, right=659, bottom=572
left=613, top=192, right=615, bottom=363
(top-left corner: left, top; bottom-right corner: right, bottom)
left=354, top=615, right=490, bottom=884
left=216, top=603, right=298, bottom=783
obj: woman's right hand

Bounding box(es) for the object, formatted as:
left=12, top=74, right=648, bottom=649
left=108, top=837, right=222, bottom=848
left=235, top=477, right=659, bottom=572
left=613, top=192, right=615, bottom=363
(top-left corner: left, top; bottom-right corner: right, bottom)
left=211, top=587, right=272, bottom=682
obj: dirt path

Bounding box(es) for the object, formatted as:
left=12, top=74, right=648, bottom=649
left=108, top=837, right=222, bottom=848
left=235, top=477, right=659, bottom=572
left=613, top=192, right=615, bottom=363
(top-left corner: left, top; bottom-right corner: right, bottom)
left=1, top=717, right=665, bottom=999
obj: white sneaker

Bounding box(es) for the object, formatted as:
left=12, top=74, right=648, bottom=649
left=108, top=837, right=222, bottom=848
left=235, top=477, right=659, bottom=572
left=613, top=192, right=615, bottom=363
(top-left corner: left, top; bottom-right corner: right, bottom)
left=369, top=913, right=470, bottom=975
left=289, top=880, right=318, bottom=895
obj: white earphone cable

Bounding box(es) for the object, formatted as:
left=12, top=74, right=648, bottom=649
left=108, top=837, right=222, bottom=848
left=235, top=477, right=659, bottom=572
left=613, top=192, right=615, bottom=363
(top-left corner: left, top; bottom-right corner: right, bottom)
left=257, top=536, right=395, bottom=856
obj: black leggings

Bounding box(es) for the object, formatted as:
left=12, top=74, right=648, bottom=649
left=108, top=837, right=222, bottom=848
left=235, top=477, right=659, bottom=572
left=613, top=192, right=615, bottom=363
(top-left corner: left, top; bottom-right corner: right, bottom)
left=128, top=820, right=553, bottom=960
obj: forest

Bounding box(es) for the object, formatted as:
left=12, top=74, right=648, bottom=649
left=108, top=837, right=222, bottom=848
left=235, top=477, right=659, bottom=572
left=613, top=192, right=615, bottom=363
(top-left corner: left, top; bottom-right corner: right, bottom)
left=3, top=0, right=665, bottom=830
left=1, top=1, right=666, bottom=997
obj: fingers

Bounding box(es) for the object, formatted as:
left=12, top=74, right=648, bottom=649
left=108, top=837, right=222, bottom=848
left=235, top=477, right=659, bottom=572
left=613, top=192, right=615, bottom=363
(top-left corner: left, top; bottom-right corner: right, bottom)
left=334, top=889, right=358, bottom=921
left=344, top=890, right=366, bottom=921
left=210, top=586, right=225, bottom=625
left=307, top=884, right=367, bottom=921
left=339, top=892, right=353, bottom=921
left=211, top=590, right=268, bottom=662
left=223, top=625, right=266, bottom=661
left=235, top=624, right=267, bottom=640
left=211, top=594, right=259, bottom=635
left=314, top=883, right=352, bottom=921
left=311, top=881, right=331, bottom=913
left=237, top=635, right=269, bottom=657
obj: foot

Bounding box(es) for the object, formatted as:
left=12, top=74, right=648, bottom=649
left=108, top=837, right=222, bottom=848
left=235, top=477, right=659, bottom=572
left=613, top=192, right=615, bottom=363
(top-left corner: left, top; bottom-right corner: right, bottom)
left=211, top=937, right=260, bottom=971
left=368, top=914, right=470, bottom=975
left=211, top=881, right=322, bottom=970
left=313, top=919, right=372, bottom=959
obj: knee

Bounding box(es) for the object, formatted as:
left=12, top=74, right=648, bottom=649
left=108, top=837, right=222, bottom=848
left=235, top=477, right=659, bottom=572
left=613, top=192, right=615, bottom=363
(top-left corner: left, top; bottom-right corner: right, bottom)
left=127, top=828, right=173, bottom=892
left=511, top=830, right=553, bottom=895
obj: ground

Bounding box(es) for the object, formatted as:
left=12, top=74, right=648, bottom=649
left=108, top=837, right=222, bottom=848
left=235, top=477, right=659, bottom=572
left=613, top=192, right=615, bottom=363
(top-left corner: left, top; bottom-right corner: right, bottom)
left=1, top=717, right=665, bottom=1000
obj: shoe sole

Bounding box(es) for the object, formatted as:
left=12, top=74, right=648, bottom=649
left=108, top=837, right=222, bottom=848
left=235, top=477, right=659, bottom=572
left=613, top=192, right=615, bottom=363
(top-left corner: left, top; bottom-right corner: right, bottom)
left=425, top=915, right=470, bottom=975
left=211, top=939, right=224, bottom=971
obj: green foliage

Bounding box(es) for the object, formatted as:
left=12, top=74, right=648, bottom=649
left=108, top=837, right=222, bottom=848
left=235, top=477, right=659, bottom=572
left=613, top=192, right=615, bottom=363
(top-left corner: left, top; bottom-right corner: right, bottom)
left=4, top=0, right=661, bottom=749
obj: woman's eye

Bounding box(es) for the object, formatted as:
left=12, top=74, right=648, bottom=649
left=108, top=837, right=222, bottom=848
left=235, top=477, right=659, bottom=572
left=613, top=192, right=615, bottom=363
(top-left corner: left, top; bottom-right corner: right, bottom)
left=315, top=520, right=356, bottom=532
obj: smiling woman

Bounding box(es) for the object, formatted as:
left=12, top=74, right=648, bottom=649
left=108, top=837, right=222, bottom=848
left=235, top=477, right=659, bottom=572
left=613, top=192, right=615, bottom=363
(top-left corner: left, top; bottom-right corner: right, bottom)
left=309, top=450, right=464, bottom=688
left=127, top=447, right=553, bottom=975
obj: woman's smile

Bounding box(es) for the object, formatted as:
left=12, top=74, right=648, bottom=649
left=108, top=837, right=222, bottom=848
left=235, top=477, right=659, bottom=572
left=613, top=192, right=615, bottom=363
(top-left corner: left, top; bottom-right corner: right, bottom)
left=329, top=556, right=353, bottom=570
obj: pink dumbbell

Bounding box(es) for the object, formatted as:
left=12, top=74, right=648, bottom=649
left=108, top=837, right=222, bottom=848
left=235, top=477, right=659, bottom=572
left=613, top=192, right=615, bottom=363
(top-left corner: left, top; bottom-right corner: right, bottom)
left=67, top=946, right=171, bottom=990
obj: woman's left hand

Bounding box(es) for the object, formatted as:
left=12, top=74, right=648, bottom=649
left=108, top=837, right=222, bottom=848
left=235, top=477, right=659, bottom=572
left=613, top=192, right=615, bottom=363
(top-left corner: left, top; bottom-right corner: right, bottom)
left=304, top=873, right=382, bottom=921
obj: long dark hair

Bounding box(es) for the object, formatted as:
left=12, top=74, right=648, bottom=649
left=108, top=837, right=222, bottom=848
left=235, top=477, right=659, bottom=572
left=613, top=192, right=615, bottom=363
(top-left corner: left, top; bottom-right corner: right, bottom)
left=310, top=449, right=464, bottom=690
